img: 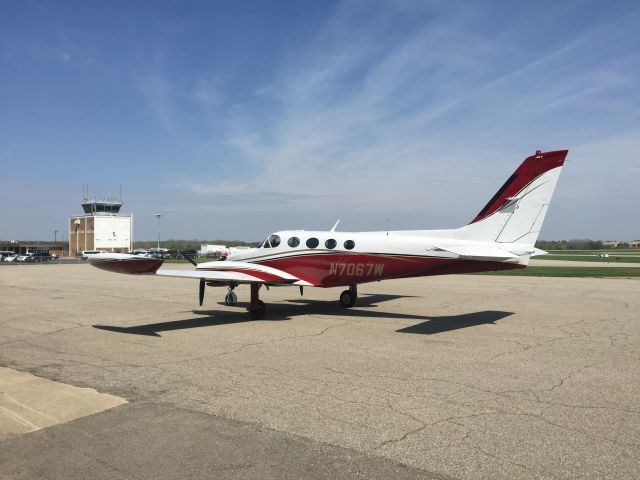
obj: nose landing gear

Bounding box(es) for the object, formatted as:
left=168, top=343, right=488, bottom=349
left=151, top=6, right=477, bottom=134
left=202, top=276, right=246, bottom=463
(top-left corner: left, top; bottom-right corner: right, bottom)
left=224, top=286, right=238, bottom=306
left=339, top=284, right=358, bottom=307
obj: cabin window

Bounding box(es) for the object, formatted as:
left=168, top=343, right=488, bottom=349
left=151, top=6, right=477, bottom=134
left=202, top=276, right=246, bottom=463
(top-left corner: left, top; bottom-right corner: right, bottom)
left=325, top=239, right=337, bottom=249
left=288, top=237, right=300, bottom=248
left=306, top=238, right=319, bottom=248
left=344, top=240, right=355, bottom=250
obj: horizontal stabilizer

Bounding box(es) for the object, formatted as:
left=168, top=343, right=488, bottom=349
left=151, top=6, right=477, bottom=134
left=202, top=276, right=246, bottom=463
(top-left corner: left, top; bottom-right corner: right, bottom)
left=530, top=248, right=548, bottom=257
left=434, top=244, right=519, bottom=260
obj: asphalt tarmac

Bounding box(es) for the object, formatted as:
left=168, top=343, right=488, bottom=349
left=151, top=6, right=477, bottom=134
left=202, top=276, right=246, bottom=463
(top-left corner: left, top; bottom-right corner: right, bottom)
left=1, top=263, right=638, bottom=479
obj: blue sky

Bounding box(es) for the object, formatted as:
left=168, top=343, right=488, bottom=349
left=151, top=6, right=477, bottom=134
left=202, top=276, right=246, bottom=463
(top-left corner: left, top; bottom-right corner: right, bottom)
left=1, top=0, right=639, bottom=242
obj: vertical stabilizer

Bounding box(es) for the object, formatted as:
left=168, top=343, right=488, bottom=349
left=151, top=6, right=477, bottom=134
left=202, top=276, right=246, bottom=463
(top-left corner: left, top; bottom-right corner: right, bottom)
left=459, top=150, right=567, bottom=244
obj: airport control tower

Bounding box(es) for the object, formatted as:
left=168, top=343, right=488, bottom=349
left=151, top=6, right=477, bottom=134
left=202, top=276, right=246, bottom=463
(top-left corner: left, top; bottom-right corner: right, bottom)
left=68, top=190, right=132, bottom=257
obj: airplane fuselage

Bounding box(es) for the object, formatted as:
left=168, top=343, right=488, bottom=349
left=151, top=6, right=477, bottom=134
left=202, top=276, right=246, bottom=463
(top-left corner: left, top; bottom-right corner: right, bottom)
left=221, top=230, right=527, bottom=287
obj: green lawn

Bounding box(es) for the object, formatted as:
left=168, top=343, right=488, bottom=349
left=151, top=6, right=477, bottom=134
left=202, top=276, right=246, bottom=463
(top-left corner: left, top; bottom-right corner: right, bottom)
left=163, top=258, right=210, bottom=264
left=535, top=254, right=640, bottom=263
left=545, top=249, right=639, bottom=255
left=475, top=267, right=640, bottom=277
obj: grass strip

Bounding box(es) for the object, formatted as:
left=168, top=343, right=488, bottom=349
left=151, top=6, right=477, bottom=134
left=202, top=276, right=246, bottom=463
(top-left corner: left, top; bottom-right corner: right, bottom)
left=475, top=267, right=640, bottom=277
left=546, top=249, right=639, bottom=255
left=536, top=255, right=640, bottom=263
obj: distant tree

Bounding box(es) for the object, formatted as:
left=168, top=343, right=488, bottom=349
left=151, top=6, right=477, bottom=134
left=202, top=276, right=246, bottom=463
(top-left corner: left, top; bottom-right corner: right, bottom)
left=132, top=239, right=257, bottom=252
left=536, top=239, right=604, bottom=250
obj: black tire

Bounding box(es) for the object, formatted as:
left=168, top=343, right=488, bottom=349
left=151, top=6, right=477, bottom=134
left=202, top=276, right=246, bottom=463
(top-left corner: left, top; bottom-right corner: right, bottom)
left=225, top=292, right=237, bottom=306
left=339, top=290, right=356, bottom=307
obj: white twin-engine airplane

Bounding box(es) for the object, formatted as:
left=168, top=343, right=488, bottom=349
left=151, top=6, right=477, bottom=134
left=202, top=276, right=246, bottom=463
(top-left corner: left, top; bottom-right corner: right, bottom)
left=90, top=149, right=568, bottom=320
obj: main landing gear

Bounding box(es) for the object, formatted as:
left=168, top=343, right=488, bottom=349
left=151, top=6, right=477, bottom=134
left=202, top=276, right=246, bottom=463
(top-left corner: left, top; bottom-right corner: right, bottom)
left=339, top=284, right=358, bottom=308
left=222, top=284, right=265, bottom=320
left=248, top=283, right=266, bottom=320
left=226, top=283, right=355, bottom=319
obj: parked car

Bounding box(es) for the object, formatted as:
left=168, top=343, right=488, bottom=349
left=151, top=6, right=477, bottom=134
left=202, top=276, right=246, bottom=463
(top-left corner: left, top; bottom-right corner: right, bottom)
left=30, top=252, right=53, bottom=262
left=3, top=254, right=19, bottom=262
left=81, top=250, right=104, bottom=259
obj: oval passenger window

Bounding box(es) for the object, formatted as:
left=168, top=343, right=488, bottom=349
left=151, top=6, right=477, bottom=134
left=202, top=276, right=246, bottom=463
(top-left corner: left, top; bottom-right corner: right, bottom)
left=344, top=240, right=355, bottom=250
left=288, top=237, right=300, bottom=247
left=306, top=238, right=319, bottom=248
left=325, top=239, right=337, bottom=249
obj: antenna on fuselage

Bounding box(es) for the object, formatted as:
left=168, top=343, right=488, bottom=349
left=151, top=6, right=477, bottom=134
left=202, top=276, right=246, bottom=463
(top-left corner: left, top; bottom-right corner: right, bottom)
left=330, top=219, right=340, bottom=232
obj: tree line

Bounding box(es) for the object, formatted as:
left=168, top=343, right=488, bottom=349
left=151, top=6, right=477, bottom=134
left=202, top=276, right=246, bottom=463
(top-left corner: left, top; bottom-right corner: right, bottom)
left=535, top=239, right=635, bottom=250
left=132, top=239, right=258, bottom=250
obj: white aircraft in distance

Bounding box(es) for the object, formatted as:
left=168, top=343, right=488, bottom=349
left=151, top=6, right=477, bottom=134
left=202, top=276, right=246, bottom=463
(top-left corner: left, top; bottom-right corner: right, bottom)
left=90, top=149, right=568, bottom=320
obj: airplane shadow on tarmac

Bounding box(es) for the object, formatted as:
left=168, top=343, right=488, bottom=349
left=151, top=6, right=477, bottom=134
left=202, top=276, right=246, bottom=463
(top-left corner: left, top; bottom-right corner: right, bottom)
left=395, top=310, right=513, bottom=335
left=92, top=293, right=513, bottom=337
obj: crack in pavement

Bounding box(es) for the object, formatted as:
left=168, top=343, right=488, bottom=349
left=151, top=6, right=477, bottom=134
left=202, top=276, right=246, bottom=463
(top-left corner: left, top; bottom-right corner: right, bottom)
left=145, top=320, right=352, bottom=367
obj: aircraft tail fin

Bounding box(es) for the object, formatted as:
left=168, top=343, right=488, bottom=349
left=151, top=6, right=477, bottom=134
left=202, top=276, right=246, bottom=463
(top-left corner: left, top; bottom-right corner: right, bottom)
left=458, top=150, right=568, bottom=245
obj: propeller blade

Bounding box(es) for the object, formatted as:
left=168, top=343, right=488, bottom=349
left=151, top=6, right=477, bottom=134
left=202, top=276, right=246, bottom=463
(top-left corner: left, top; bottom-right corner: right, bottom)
left=199, top=278, right=205, bottom=306
left=180, top=250, right=198, bottom=267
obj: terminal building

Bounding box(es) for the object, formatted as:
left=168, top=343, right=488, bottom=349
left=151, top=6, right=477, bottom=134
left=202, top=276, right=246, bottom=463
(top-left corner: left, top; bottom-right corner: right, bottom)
left=68, top=198, right=132, bottom=257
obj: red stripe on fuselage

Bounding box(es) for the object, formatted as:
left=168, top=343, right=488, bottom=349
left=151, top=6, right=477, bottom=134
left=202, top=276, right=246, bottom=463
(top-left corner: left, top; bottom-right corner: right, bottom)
left=258, top=253, right=522, bottom=287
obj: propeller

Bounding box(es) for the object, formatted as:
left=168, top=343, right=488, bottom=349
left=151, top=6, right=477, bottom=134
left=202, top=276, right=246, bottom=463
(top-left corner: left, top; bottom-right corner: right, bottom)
left=180, top=250, right=198, bottom=267
left=199, top=278, right=205, bottom=306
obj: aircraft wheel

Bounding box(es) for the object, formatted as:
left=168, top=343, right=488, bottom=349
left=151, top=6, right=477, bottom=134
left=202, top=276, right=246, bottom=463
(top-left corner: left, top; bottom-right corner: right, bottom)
left=225, top=291, right=238, bottom=306
left=339, top=290, right=356, bottom=308
left=249, top=300, right=266, bottom=320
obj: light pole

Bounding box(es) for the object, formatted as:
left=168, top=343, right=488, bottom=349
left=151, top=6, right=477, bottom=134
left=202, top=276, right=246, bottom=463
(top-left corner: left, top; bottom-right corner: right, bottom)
left=54, top=230, right=58, bottom=243
left=155, top=214, right=162, bottom=250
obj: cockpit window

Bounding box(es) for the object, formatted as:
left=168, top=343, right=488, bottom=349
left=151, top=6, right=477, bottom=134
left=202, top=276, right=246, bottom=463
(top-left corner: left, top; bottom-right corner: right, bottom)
left=261, top=234, right=281, bottom=248
left=269, top=235, right=281, bottom=248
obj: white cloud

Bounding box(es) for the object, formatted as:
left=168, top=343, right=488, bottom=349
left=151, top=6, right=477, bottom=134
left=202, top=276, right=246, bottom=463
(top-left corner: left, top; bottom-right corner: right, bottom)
left=140, top=2, right=640, bottom=239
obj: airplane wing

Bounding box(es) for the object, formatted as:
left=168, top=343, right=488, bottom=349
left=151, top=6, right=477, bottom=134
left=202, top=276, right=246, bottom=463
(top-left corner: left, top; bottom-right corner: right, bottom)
left=159, top=261, right=303, bottom=285
left=88, top=253, right=306, bottom=285
left=433, top=244, right=519, bottom=260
